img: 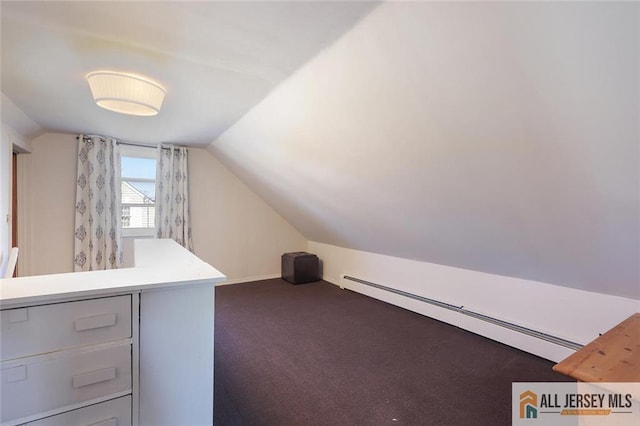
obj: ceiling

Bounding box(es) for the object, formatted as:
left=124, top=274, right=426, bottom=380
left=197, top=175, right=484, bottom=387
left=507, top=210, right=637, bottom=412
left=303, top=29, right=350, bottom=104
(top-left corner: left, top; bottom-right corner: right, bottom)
left=0, top=1, right=377, bottom=147
left=210, top=1, right=639, bottom=299
left=2, top=1, right=637, bottom=300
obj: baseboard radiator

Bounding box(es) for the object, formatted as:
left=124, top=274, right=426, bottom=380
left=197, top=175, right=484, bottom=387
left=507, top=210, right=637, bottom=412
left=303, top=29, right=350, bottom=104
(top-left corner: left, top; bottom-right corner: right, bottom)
left=341, top=274, right=583, bottom=351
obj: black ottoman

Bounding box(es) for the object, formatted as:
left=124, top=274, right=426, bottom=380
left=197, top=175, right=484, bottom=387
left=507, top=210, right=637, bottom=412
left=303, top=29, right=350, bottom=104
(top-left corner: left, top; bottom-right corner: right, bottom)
left=281, top=252, right=319, bottom=284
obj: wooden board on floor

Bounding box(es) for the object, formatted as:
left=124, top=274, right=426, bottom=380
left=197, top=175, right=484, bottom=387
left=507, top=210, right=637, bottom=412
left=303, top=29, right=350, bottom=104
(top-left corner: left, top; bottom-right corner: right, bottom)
left=553, top=313, right=640, bottom=382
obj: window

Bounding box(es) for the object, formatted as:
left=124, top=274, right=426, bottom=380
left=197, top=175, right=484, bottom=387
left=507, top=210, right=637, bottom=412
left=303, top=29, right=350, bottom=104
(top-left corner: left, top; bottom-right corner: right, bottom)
left=120, top=145, right=157, bottom=237
left=122, top=206, right=131, bottom=227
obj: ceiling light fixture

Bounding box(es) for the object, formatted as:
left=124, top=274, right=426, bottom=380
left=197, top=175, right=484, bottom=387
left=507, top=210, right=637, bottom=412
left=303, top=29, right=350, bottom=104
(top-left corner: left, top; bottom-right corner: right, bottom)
left=86, top=71, right=166, bottom=117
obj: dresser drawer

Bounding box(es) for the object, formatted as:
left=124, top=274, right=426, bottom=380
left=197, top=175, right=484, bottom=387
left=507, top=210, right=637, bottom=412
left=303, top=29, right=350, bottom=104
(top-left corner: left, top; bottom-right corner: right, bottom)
left=1, top=296, right=131, bottom=360
left=25, top=395, right=132, bottom=426
left=1, top=343, right=131, bottom=424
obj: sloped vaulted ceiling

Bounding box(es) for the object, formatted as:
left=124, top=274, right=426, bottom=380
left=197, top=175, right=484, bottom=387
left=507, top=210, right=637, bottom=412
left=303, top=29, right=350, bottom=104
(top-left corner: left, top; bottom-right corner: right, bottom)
left=210, top=2, right=640, bottom=299
left=0, top=1, right=378, bottom=145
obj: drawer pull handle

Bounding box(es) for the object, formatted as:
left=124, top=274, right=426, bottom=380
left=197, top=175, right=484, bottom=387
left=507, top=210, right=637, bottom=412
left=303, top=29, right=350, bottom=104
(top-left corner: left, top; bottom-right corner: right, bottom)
left=87, top=418, right=117, bottom=426
left=72, top=367, right=116, bottom=388
left=75, top=313, right=117, bottom=331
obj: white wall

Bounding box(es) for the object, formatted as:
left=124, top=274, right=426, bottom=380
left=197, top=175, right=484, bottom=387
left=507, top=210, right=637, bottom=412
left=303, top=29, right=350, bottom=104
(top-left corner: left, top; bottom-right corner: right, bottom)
left=1, top=93, right=39, bottom=276
left=0, top=126, right=10, bottom=276
left=18, top=134, right=306, bottom=280
left=210, top=1, right=639, bottom=299
left=310, top=241, right=640, bottom=362
left=189, top=148, right=306, bottom=283
left=18, top=133, right=77, bottom=276
left=1, top=93, right=39, bottom=151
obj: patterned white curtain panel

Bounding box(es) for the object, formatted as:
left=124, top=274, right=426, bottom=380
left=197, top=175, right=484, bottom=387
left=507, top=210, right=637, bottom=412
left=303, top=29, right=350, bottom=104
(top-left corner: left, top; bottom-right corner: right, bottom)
left=73, top=135, right=122, bottom=271
left=155, top=145, right=193, bottom=251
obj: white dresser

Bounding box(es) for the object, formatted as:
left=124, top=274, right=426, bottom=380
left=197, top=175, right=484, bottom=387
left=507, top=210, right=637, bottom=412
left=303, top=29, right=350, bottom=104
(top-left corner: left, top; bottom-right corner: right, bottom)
left=0, top=239, right=226, bottom=426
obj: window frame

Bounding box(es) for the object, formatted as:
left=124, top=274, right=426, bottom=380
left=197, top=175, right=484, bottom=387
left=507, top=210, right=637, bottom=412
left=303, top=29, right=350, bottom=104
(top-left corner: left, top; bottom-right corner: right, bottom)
left=119, top=145, right=157, bottom=238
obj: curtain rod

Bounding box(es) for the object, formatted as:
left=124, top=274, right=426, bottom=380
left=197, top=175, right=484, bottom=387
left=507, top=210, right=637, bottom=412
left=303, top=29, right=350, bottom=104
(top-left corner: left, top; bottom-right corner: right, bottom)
left=76, top=135, right=185, bottom=150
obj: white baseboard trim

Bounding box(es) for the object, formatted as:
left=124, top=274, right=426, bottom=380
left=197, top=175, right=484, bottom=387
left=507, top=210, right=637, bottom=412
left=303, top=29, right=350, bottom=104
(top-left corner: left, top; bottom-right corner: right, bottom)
left=330, top=274, right=575, bottom=362
left=310, top=241, right=639, bottom=363
left=216, top=273, right=281, bottom=286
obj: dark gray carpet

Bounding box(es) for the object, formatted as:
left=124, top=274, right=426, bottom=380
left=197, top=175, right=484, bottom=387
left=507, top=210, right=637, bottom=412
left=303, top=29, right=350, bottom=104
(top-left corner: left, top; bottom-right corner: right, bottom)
left=214, top=279, right=571, bottom=425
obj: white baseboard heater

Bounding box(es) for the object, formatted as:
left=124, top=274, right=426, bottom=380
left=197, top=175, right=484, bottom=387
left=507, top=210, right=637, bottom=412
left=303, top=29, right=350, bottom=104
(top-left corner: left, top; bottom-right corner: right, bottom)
left=341, top=274, right=583, bottom=351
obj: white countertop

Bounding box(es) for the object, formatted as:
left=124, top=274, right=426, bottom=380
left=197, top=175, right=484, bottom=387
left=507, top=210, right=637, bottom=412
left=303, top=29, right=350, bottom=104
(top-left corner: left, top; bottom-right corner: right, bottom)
left=0, top=239, right=226, bottom=308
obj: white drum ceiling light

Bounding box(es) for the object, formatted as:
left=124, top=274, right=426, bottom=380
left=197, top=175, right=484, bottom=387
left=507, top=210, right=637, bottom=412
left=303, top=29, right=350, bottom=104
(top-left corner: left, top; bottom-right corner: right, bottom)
left=86, top=71, right=166, bottom=116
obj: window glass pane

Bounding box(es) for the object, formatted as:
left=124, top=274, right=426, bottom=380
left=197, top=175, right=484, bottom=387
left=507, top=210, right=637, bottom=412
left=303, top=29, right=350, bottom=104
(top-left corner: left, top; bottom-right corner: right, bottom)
left=122, top=206, right=155, bottom=228
left=122, top=206, right=131, bottom=227
left=121, top=156, right=156, bottom=179
left=126, top=181, right=156, bottom=201
left=121, top=154, right=156, bottom=230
